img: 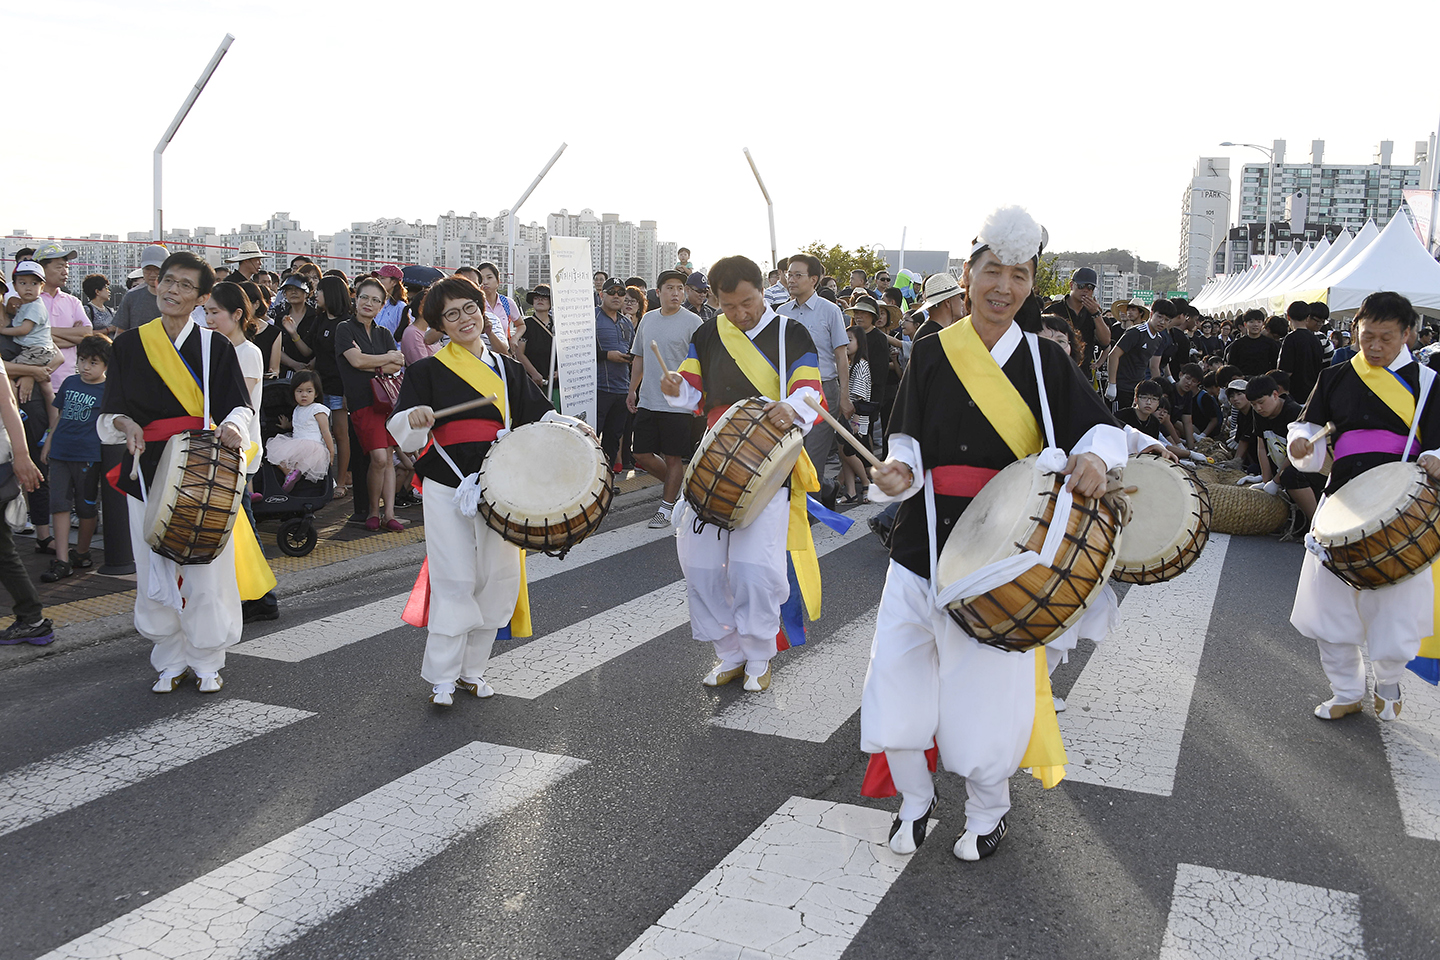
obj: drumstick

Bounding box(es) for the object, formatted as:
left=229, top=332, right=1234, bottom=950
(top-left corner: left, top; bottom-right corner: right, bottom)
left=431, top=395, right=500, bottom=420
left=649, top=340, right=672, bottom=377
left=803, top=395, right=885, bottom=470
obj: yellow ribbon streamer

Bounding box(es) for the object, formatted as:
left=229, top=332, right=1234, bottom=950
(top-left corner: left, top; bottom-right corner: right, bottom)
left=138, top=319, right=275, bottom=600
left=1022, top=650, right=1068, bottom=787
left=431, top=342, right=529, bottom=637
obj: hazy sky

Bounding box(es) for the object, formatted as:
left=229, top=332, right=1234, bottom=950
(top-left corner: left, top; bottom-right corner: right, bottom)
left=7, top=0, right=1438, bottom=270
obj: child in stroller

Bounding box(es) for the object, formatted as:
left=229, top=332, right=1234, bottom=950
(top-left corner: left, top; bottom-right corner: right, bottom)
left=254, top=372, right=334, bottom=556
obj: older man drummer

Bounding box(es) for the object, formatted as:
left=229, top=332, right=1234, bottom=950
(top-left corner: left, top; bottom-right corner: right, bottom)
left=861, top=206, right=1127, bottom=863
left=1287, top=291, right=1440, bottom=723
left=659, top=255, right=825, bottom=693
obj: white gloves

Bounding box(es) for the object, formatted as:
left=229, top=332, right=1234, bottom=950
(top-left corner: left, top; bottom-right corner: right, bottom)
left=1105, top=384, right=1117, bottom=401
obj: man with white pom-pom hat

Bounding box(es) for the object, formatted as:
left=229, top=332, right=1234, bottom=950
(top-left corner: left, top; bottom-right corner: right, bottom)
left=859, top=206, right=1128, bottom=863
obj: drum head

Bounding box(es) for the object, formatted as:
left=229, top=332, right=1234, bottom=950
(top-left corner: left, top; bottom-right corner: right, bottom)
left=481, top=421, right=606, bottom=520
left=937, top=457, right=1046, bottom=585
left=143, top=433, right=189, bottom=545
left=685, top=398, right=803, bottom=529
left=1116, top=456, right=1199, bottom=567
left=1313, top=461, right=1423, bottom=542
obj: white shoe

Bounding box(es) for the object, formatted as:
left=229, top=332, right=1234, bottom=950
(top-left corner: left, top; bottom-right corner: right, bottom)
left=1053, top=696, right=1066, bottom=713
left=457, top=677, right=495, bottom=699
left=151, top=668, right=191, bottom=694
left=703, top=661, right=745, bottom=687
left=743, top=664, right=772, bottom=692
left=888, top=798, right=936, bottom=855
left=1313, top=697, right=1363, bottom=720
left=647, top=510, right=672, bottom=529
left=430, top=683, right=455, bottom=706
left=953, top=817, right=1008, bottom=862
left=1375, top=690, right=1402, bottom=721
left=196, top=673, right=223, bottom=693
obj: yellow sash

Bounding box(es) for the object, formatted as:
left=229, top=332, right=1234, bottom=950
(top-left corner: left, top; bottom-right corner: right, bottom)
left=716, top=314, right=822, bottom=620
left=432, top=342, right=530, bottom=638
left=938, top=318, right=1044, bottom=460
left=935, top=317, right=1066, bottom=784
left=435, top=342, right=510, bottom=423
left=138, top=320, right=275, bottom=601
left=1350, top=351, right=1416, bottom=426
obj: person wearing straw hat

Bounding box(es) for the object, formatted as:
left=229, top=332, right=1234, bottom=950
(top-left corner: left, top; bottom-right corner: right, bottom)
left=223, top=241, right=267, bottom=285
left=859, top=206, right=1126, bottom=863
left=912, top=273, right=967, bottom=342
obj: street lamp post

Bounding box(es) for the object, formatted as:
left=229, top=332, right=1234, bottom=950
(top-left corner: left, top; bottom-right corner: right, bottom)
left=1221, top=142, right=1275, bottom=265
left=155, top=34, right=234, bottom=241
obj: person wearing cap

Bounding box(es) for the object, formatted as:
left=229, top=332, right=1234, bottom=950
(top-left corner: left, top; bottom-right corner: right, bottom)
left=1106, top=298, right=1174, bottom=410
left=112, top=244, right=170, bottom=333
left=627, top=269, right=703, bottom=528
left=98, top=251, right=267, bottom=694
left=223, top=240, right=267, bottom=285
left=684, top=271, right=717, bottom=321
left=276, top=273, right=319, bottom=376
left=675, top=248, right=694, bottom=276
left=515, top=284, right=553, bottom=395
left=659, top=255, right=825, bottom=694
left=860, top=205, right=1126, bottom=864
left=30, top=243, right=94, bottom=393
left=1287, top=291, right=1440, bottom=724
left=780, top=255, right=852, bottom=507
left=1047, top=268, right=1110, bottom=377
left=594, top=277, right=636, bottom=474
left=374, top=264, right=409, bottom=336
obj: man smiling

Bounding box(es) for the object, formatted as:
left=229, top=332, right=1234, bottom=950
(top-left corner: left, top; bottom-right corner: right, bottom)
left=861, top=206, right=1125, bottom=864
left=99, top=252, right=267, bottom=695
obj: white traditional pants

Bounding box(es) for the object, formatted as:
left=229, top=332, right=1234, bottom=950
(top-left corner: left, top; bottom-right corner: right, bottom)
left=128, top=497, right=241, bottom=677
left=861, top=560, right=1036, bottom=835
left=675, top=494, right=790, bottom=672
left=1046, top=584, right=1119, bottom=675
left=420, top=481, right=523, bottom=686
left=1291, top=550, right=1432, bottom=703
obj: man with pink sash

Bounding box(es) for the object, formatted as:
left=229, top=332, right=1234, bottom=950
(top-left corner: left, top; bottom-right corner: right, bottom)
left=1288, top=292, right=1440, bottom=722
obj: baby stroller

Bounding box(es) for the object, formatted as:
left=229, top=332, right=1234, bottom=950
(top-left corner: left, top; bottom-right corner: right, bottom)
left=252, top=376, right=334, bottom=556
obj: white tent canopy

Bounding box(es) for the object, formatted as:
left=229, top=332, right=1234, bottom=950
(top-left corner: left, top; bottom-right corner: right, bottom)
left=1312, top=211, right=1440, bottom=319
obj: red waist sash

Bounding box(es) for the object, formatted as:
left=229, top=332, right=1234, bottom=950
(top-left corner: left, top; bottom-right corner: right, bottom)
left=106, top=417, right=206, bottom=491
left=431, top=419, right=503, bottom=446
left=931, top=464, right=999, bottom=498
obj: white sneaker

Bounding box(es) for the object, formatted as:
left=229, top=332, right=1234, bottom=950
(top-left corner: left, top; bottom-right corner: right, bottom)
left=888, top=798, right=936, bottom=855
left=953, top=817, right=1008, bottom=862
left=196, top=673, right=224, bottom=693
left=151, top=668, right=191, bottom=694
left=430, top=683, right=455, bottom=706
left=1375, top=690, right=1402, bottom=721
left=1053, top=696, right=1066, bottom=713
left=647, top=510, right=671, bottom=529
left=457, top=677, right=495, bottom=699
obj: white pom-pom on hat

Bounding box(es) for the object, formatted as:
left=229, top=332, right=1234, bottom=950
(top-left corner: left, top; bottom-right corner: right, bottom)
left=971, top=205, right=1048, bottom=266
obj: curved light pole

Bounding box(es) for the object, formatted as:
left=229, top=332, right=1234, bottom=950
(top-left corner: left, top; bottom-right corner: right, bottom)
left=155, top=34, right=234, bottom=241
left=1222, top=142, right=1274, bottom=265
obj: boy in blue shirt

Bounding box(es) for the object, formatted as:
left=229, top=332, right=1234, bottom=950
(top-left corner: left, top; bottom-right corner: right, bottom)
left=39, top=335, right=109, bottom=581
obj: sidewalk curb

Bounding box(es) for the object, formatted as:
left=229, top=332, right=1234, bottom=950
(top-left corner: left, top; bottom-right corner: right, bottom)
left=1, top=484, right=663, bottom=671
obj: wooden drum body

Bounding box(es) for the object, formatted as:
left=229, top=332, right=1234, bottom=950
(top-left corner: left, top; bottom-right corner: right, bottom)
left=478, top=420, right=613, bottom=558
left=936, top=456, right=1123, bottom=653
left=684, top=398, right=803, bottom=530
left=143, top=430, right=246, bottom=565
left=1112, top=454, right=1211, bottom=584
left=1311, top=461, right=1440, bottom=589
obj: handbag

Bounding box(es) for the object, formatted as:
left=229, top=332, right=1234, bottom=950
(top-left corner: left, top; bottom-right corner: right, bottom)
left=371, top=372, right=404, bottom=413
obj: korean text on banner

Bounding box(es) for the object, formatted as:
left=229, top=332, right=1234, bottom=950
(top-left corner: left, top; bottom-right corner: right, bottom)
left=548, top=236, right=597, bottom=427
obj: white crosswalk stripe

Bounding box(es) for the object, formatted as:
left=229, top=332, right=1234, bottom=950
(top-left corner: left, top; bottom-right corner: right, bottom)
left=711, top=605, right=878, bottom=742
left=616, top=796, right=927, bottom=960
left=487, top=505, right=881, bottom=699
left=0, top=699, right=314, bottom=839
left=38, top=741, right=587, bottom=960
left=1380, top=673, right=1440, bottom=841
left=1060, top=534, right=1232, bottom=796
left=235, top=511, right=673, bottom=662
left=1158, top=863, right=1367, bottom=960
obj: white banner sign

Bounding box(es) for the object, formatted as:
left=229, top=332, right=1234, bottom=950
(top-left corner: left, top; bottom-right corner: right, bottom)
left=547, top=236, right=597, bottom=426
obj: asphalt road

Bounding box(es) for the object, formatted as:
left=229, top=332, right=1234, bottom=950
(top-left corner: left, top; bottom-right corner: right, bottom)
left=2, top=498, right=1437, bottom=960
